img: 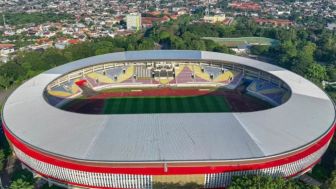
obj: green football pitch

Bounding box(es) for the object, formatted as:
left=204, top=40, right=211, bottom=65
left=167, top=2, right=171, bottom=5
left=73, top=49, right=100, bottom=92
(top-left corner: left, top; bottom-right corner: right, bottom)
left=102, top=95, right=231, bottom=114
left=59, top=87, right=273, bottom=114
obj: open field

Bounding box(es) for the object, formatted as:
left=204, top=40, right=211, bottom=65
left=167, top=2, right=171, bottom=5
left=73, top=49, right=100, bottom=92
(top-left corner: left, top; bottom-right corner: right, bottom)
left=202, top=37, right=280, bottom=47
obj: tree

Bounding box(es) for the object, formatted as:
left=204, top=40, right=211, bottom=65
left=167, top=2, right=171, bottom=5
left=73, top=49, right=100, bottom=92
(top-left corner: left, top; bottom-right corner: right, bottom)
left=326, top=171, right=336, bottom=189
left=327, top=66, right=336, bottom=81
left=9, top=179, right=33, bottom=189
left=228, top=175, right=318, bottom=189
left=11, top=168, right=34, bottom=184
left=0, top=149, right=5, bottom=171
left=250, top=45, right=270, bottom=55
left=306, top=63, right=327, bottom=83
left=170, top=36, right=186, bottom=49
left=137, top=38, right=155, bottom=50
left=65, top=42, right=95, bottom=61
left=0, top=61, right=26, bottom=88
left=0, top=75, right=11, bottom=90
left=159, top=31, right=171, bottom=42
left=92, top=41, right=115, bottom=55
left=41, top=48, right=68, bottom=67
left=278, top=40, right=297, bottom=68
left=291, top=42, right=316, bottom=76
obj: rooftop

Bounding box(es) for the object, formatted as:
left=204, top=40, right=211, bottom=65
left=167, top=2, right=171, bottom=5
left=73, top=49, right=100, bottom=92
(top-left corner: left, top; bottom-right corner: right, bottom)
left=2, top=50, right=335, bottom=163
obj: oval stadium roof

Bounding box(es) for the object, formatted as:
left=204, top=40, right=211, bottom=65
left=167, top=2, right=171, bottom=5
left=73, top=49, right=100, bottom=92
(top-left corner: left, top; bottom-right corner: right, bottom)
left=2, top=50, right=335, bottom=163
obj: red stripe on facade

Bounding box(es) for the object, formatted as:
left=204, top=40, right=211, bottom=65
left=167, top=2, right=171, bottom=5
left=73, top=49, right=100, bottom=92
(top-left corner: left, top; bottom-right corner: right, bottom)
left=2, top=120, right=335, bottom=175
left=17, top=154, right=323, bottom=189
left=20, top=162, right=127, bottom=189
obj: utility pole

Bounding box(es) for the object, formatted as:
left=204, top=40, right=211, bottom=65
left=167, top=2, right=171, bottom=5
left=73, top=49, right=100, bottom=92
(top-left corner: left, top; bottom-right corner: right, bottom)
left=208, top=0, right=211, bottom=16
left=2, top=14, right=6, bottom=29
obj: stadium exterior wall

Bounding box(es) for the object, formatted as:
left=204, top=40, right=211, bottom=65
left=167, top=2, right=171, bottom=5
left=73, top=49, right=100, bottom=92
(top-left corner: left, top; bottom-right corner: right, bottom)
left=3, top=121, right=335, bottom=189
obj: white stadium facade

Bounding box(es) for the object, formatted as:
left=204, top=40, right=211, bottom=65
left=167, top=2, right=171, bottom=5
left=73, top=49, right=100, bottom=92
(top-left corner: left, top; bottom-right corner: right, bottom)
left=1, top=50, right=335, bottom=189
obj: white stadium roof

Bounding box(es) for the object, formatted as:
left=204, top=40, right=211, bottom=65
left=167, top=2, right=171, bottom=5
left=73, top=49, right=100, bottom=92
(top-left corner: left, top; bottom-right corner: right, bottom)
left=2, top=50, right=335, bottom=163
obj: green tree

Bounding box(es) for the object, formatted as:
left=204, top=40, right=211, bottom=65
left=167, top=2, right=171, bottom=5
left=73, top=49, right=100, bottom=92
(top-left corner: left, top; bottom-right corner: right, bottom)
left=327, top=66, right=336, bottom=81
left=137, top=38, right=155, bottom=50
left=326, top=170, right=336, bottom=189
left=0, top=149, right=5, bottom=171
left=9, top=179, right=33, bottom=189
left=41, top=48, right=69, bottom=67
left=250, top=45, right=270, bottom=55
left=278, top=40, right=297, bottom=68
left=65, top=42, right=95, bottom=61
left=170, top=36, right=186, bottom=49
left=228, top=175, right=317, bottom=189
left=306, top=63, right=327, bottom=83
left=0, top=61, right=26, bottom=88
left=292, top=42, right=316, bottom=76
left=0, top=75, right=11, bottom=90
left=92, top=41, right=115, bottom=55
left=159, top=31, right=171, bottom=42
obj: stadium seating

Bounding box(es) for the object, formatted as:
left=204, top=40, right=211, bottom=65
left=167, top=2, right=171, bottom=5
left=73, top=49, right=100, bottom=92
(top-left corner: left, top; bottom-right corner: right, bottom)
left=246, top=79, right=288, bottom=105
left=86, top=72, right=113, bottom=84
left=225, top=71, right=244, bottom=89
left=48, top=64, right=282, bottom=103
left=203, top=66, right=222, bottom=79
left=188, top=65, right=211, bottom=82
left=170, top=66, right=194, bottom=84
left=119, top=65, right=135, bottom=83
left=48, top=79, right=81, bottom=97
left=213, top=71, right=234, bottom=83
left=105, top=67, right=124, bottom=78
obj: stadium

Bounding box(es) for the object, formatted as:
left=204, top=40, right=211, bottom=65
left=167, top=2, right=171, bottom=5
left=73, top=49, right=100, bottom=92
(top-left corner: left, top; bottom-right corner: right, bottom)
left=1, top=50, right=335, bottom=189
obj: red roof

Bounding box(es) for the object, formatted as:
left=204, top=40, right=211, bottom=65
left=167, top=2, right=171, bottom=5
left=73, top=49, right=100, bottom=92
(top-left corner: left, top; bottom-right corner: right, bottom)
left=36, top=38, right=51, bottom=45
left=146, top=11, right=161, bottom=16
left=142, top=16, right=170, bottom=26
left=230, top=1, right=261, bottom=11
left=170, top=15, right=179, bottom=20
left=68, top=39, right=80, bottom=45
left=0, top=44, right=15, bottom=49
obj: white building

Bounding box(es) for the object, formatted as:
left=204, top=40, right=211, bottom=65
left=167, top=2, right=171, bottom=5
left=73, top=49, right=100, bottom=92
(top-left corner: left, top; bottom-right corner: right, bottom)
left=126, top=13, right=141, bottom=31
left=203, top=14, right=226, bottom=23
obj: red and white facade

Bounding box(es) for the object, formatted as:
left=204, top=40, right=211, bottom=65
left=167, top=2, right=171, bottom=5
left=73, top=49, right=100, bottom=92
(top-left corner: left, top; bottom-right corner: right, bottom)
left=3, top=122, right=335, bottom=189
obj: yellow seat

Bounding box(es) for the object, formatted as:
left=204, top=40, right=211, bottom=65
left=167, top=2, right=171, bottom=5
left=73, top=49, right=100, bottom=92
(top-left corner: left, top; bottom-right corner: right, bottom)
left=48, top=90, right=72, bottom=97
left=214, top=71, right=234, bottom=82
left=86, top=72, right=114, bottom=83
left=188, top=65, right=211, bottom=81
left=117, top=66, right=134, bottom=83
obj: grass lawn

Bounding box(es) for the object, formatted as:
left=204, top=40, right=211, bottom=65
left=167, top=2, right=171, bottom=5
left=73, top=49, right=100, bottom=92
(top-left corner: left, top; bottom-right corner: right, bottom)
left=202, top=37, right=280, bottom=47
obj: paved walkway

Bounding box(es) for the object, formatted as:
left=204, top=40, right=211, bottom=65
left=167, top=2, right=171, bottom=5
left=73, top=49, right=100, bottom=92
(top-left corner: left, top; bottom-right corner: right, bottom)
left=1, top=154, right=19, bottom=188
left=0, top=86, right=17, bottom=107
left=300, top=174, right=322, bottom=187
